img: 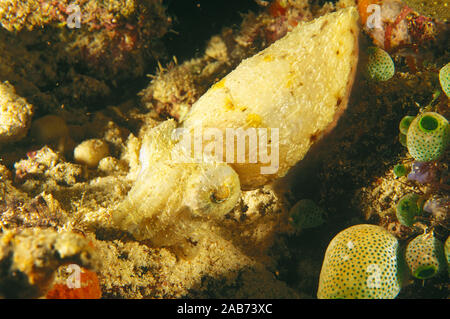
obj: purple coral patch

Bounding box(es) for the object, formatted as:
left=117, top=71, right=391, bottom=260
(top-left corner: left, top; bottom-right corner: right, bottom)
left=407, top=161, right=438, bottom=184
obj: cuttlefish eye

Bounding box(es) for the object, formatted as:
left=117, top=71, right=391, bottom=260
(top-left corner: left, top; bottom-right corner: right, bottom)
left=211, top=184, right=231, bottom=204
left=184, top=163, right=241, bottom=219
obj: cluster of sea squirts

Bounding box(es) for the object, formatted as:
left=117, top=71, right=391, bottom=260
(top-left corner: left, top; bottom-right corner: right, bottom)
left=314, top=48, right=449, bottom=298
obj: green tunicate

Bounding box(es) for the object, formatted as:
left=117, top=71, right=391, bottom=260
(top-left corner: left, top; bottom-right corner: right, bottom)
left=445, top=236, right=450, bottom=275
left=399, top=116, right=415, bottom=135
left=289, top=199, right=325, bottom=230
left=393, top=164, right=408, bottom=177
left=365, top=47, right=395, bottom=82
left=396, top=193, right=421, bottom=227
left=405, top=233, right=446, bottom=280
left=406, top=112, right=449, bottom=162
left=399, top=132, right=407, bottom=147
left=439, top=62, right=449, bottom=98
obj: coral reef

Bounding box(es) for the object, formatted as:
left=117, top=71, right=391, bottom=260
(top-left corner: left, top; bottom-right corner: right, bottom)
left=0, top=228, right=98, bottom=298
left=14, top=146, right=85, bottom=189
left=357, top=0, right=445, bottom=51
left=0, top=82, right=34, bottom=143
left=0, top=0, right=170, bottom=112
left=0, top=0, right=447, bottom=300
left=407, top=161, right=439, bottom=184
left=0, top=0, right=169, bottom=79
left=402, top=0, right=449, bottom=22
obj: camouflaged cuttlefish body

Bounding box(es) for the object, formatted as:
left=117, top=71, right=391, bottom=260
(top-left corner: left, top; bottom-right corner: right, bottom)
left=182, top=7, right=359, bottom=189
left=112, top=8, right=360, bottom=254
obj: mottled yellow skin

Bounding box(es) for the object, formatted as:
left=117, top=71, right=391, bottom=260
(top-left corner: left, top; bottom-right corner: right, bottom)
left=182, top=7, right=359, bottom=189
left=112, top=120, right=241, bottom=253
left=113, top=8, right=360, bottom=254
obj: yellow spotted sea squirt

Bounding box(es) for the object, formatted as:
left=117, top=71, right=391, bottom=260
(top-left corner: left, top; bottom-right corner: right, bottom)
left=289, top=199, right=326, bottom=231
left=405, top=232, right=446, bottom=280
left=440, top=62, right=450, bottom=97
left=317, top=224, right=403, bottom=299
left=406, top=112, right=449, bottom=162
left=364, top=47, right=395, bottom=82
